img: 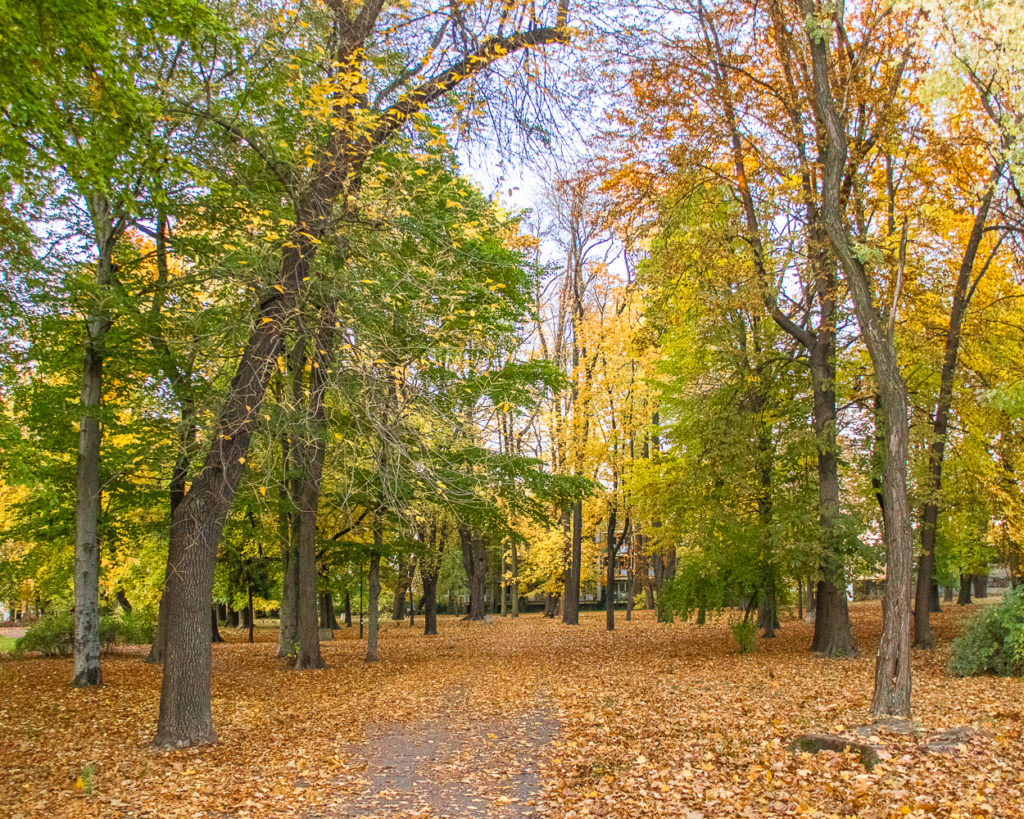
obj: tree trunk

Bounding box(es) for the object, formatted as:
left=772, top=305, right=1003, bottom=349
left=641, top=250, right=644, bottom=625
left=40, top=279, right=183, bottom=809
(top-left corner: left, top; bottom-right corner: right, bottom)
left=277, top=433, right=297, bottom=658
left=73, top=197, right=118, bottom=689
left=809, top=322, right=856, bottom=657
left=562, top=499, right=582, bottom=624
left=758, top=577, right=778, bottom=638
left=605, top=508, right=618, bottom=632
left=957, top=575, right=972, bottom=605
left=365, top=547, right=381, bottom=662
left=344, top=590, right=352, bottom=627
left=459, top=526, right=486, bottom=621
left=914, top=161, right=1002, bottom=649
left=943, top=585, right=953, bottom=603
left=211, top=607, right=223, bottom=643
left=247, top=586, right=255, bottom=643
left=320, top=593, right=339, bottom=629
left=392, top=564, right=409, bottom=621
left=973, top=574, right=988, bottom=599
left=510, top=540, right=520, bottom=618
left=804, top=23, right=912, bottom=717
left=930, top=582, right=941, bottom=613
left=422, top=568, right=438, bottom=636
left=292, top=304, right=335, bottom=671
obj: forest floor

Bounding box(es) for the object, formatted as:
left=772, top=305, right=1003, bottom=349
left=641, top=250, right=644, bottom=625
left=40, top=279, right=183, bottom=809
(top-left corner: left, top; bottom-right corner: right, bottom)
left=1, top=602, right=1023, bottom=818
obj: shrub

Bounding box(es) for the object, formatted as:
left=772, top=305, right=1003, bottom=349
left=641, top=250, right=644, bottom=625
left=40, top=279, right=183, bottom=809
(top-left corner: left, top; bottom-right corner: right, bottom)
left=730, top=616, right=758, bottom=654
left=14, top=609, right=156, bottom=657
left=116, top=610, right=156, bottom=645
left=950, top=588, right=1024, bottom=677
left=15, top=611, right=75, bottom=657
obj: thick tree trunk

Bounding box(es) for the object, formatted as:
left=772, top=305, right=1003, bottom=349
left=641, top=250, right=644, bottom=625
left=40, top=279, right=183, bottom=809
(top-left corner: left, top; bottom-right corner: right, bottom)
left=973, top=574, right=988, bottom=599
left=292, top=304, right=335, bottom=671
left=422, top=570, right=438, bottom=636
left=810, top=333, right=856, bottom=656
left=914, top=162, right=1001, bottom=649
left=73, top=198, right=117, bottom=689
left=562, top=499, right=582, bottom=625
left=459, top=526, right=487, bottom=621
left=320, top=593, right=340, bottom=629
left=757, top=576, right=778, bottom=638
left=957, top=575, right=972, bottom=605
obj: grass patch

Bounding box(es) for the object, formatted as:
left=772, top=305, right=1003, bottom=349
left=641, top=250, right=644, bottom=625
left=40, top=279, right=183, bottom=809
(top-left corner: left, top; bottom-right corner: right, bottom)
left=0, top=636, right=17, bottom=653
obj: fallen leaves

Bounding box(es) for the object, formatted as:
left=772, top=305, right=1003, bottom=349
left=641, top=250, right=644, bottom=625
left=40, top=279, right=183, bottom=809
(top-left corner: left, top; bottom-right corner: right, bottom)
left=0, top=603, right=1022, bottom=818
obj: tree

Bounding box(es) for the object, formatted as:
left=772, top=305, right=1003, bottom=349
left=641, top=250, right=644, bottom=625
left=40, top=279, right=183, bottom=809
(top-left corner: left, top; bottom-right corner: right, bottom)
left=154, top=0, right=573, bottom=748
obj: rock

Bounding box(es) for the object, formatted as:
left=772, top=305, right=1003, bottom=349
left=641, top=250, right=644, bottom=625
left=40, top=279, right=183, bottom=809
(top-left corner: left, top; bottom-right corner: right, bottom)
left=924, top=727, right=977, bottom=755
left=789, top=734, right=882, bottom=770
left=484, top=615, right=495, bottom=624
left=318, top=628, right=334, bottom=640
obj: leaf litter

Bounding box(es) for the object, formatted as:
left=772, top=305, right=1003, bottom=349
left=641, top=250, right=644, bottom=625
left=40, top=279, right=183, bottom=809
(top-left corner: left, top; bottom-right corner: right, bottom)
left=1, top=602, right=1022, bottom=818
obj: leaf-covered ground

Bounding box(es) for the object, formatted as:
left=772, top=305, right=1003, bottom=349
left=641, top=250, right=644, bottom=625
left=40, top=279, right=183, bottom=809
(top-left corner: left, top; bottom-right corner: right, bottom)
left=1, top=602, right=1022, bottom=818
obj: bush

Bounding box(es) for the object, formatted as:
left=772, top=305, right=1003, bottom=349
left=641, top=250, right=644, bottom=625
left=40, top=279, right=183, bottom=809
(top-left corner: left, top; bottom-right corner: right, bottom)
left=950, top=588, right=1024, bottom=677
left=15, top=611, right=75, bottom=656
left=116, top=610, right=156, bottom=644
left=14, top=610, right=156, bottom=657
left=730, top=616, right=758, bottom=654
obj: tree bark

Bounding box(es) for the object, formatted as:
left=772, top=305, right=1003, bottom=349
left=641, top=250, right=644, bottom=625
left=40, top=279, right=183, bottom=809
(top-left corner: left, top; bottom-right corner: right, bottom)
left=459, top=526, right=487, bottom=620
left=422, top=567, right=438, bottom=635
left=247, top=585, right=255, bottom=644
left=957, top=574, right=972, bottom=605
left=803, top=12, right=913, bottom=717
left=211, top=607, right=223, bottom=643
left=914, top=161, right=1003, bottom=649
left=810, top=329, right=856, bottom=656
left=605, top=508, right=618, bottom=631
left=277, top=429, right=297, bottom=658
left=562, top=499, right=582, bottom=624
left=510, top=540, right=520, bottom=618
left=344, top=590, right=352, bottom=627
left=73, top=195, right=119, bottom=689
left=973, top=574, right=988, bottom=599
left=365, top=546, right=381, bottom=662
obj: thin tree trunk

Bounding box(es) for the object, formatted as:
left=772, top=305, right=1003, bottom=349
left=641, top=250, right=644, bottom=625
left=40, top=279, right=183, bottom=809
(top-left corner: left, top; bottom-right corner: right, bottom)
left=247, top=585, right=255, bottom=644
left=344, top=590, right=352, bottom=627
left=211, top=607, right=223, bottom=643
left=562, top=499, right=582, bottom=624
left=605, top=508, right=617, bottom=632
left=914, top=161, right=1003, bottom=649
left=512, top=540, right=520, bottom=618
left=365, top=547, right=381, bottom=662
left=278, top=430, right=297, bottom=658
left=804, top=23, right=913, bottom=717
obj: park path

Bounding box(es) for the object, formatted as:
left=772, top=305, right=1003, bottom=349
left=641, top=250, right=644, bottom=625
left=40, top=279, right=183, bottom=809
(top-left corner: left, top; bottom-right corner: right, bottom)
left=0, top=627, right=26, bottom=639
left=321, top=688, right=558, bottom=819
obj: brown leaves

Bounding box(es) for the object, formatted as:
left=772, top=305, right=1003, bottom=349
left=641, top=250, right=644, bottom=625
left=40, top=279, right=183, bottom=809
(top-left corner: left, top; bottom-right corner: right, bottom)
left=1, top=606, right=1022, bottom=818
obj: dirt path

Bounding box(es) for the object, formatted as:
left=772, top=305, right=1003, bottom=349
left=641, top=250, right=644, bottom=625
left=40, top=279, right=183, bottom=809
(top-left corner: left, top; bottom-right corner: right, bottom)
left=323, top=695, right=558, bottom=819
left=0, top=627, right=26, bottom=639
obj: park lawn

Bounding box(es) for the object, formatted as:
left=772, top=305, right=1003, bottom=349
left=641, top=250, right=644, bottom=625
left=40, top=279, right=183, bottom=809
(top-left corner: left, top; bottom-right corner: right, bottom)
left=0, top=636, right=16, bottom=653
left=1, top=602, right=1022, bottom=818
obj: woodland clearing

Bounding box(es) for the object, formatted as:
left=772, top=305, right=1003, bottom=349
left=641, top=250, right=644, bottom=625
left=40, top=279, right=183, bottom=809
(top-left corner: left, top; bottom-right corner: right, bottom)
left=1, top=603, right=1022, bottom=819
